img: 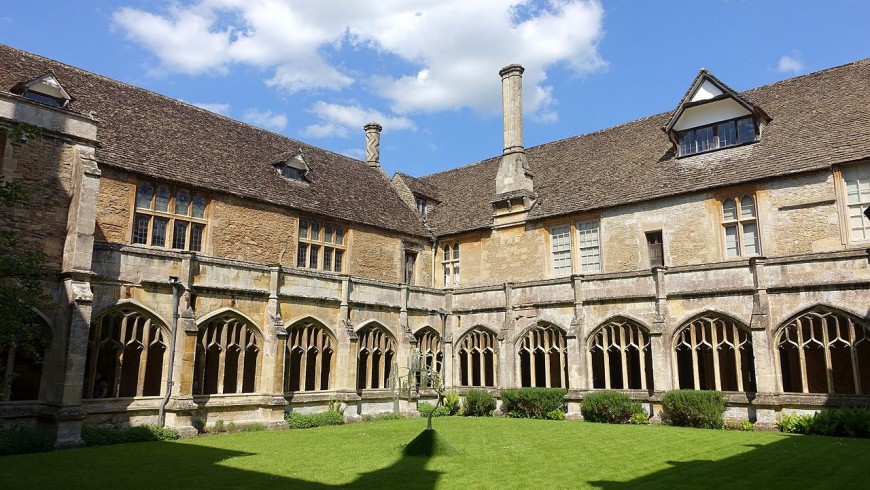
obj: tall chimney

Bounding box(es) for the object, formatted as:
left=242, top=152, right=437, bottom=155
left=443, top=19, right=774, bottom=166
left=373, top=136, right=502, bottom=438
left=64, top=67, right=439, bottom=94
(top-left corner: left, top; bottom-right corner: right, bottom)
left=495, top=64, right=534, bottom=196
left=364, top=122, right=382, bottom=168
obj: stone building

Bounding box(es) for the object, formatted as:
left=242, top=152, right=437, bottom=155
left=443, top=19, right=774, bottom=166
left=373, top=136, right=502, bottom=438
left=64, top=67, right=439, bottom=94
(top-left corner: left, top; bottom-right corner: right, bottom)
left=0, top=44, right=868, bottom=446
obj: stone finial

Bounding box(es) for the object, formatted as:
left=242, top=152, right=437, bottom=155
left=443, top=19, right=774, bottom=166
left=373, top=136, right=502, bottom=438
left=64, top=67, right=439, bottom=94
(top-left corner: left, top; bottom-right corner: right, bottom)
left=364, top=123, right=382, bottom=168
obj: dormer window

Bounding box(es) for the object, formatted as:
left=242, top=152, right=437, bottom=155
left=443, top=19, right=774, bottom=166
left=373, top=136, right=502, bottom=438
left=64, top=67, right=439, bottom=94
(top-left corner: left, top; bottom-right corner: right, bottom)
left=11, top=73, right=72, bottom=108
left=664, top=69, right=769, bottom=158
left=678, top=116, right=756, bottom=156
left=274, top=151, right=310, bottom=182
left=416, top=198, right=428, bottom=216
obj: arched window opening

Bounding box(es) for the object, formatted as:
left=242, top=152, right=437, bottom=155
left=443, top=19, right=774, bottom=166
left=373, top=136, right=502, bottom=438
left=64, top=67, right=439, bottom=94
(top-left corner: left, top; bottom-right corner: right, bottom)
left=84, top=307, right=168, bottom=399
left=195, top=313, right=260, bottom=395
left=517, top=324, right=568, bottom=388
left=284, top=321, right=335, bottom=392
left=457, top=328, right=498, bottom=387
left=414, top=328, right=443, bottom=388
left=1, top=315, right=49, bottom=401
left=356, top=325, right=395, bottom=390
left=777, top=309, right=870, bottom=395
left=674, top=315, right=756, bottom=392
left=589, top=320, right=654, bottom=391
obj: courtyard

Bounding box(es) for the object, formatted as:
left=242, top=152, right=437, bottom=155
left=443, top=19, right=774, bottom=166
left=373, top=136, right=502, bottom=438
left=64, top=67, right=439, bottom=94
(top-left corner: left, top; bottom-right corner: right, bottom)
left=1, top=417, right=867, bottom=489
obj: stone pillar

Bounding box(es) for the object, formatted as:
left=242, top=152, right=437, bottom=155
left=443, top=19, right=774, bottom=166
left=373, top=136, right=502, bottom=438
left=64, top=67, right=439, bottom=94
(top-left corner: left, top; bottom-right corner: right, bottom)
left=262, top=265, right=283, bottom=395
left=500, top=65, right=524, bottom=155
left=568, top=275, right=586, bottom=391
left=749, top=257, right=778, bottom=427
left=336, top=278, right=358, bottom=391
left=497, top=283, right=515, bottom=389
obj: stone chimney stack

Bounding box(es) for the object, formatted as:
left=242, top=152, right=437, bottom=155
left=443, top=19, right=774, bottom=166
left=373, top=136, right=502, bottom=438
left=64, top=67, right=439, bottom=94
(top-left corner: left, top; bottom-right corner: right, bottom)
left=364, top=122, right=382, bottom=169
left=495, top=64, right=535, bottom=197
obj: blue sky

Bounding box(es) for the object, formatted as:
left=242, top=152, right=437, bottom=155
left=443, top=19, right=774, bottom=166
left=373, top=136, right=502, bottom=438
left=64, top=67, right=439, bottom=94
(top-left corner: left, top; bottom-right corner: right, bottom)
left=1, top=1, right=868, bottom=177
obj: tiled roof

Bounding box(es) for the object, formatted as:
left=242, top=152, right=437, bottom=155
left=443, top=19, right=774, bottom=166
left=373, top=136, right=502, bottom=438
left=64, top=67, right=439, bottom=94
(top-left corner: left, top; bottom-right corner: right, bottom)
left=0, top=44, right=428, bottom=237
left=394, top=172, right=442, bottom=202
left=417, top=59, right=870, bottom=236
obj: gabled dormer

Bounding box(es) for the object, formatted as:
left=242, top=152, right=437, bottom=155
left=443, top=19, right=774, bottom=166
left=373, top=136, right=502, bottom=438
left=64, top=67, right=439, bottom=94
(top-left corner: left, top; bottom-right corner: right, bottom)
left=10, top=72, right=73, bottom=109
left=663, top=69, right=770, bottom=157
left=273, top=149, right=310, bottom=182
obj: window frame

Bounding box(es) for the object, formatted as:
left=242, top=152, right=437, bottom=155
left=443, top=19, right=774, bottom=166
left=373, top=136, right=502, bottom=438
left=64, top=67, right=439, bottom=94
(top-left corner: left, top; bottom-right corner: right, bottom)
left=131, top=181, right=209, bottom=253
left=720, top=194, right=761, bottom=259
left=677, top=115, right=757, bottom=157
left=839, top=164, right=870, bottom=244
left=441, top=242, right=460, bottom=287
left=645, top=230, right=664, bottom=268
left=549, top=224, right=573, bottom=277
left=297, top=217, right=346, bottom=272
left=576, top=220, right=601, bottom=273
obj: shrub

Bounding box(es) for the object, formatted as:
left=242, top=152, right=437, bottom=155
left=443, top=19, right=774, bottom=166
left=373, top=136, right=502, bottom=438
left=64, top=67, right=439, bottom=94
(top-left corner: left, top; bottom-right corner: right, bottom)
left=418, top=402, right=450, bottom=418
left=807, top=407, right=870, bottom=438
left=463, top=389, right=496, bottom=417
left=661, top=390, right=725, bottom=429
left=741, top=421, right=755, bottom=432
left=581, top=391, right=643, bottom=424
left=285, top=409, right=345, bottom=429
left=778, top=412, right=815, bottom=434
left=82, top=424, right=179, bottom=446
left=546, top=409, right=565, bottom=421
left=444, top=391, right=461, bottom=415
left=630, top=412, right=649, bottom=425
left=240, top=423, right=266, bottom=432
left=371, top=412, right=405, bottom=421
left=0, top=426, right=55, bottom=455
left=212, top=419, right=225, bottom=433
left=500, top=388, right=567, bottom=419
left=191, top=417, right=206, bottom=434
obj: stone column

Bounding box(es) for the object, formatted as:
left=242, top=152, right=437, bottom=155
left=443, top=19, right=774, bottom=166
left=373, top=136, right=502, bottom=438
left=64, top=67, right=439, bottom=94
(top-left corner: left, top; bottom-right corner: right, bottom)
left=749, top=257, right=778, bottom=427
left=497, top=283, right=515, bottom=389
left=567, top=275, right=586, bottom=391
left=336, top=278, right=358, bottom=392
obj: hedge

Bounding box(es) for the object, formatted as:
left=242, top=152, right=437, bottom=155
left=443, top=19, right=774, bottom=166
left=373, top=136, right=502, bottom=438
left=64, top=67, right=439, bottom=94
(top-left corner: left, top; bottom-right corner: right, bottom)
left=285, top=410, right=345, bottom=429
left=780, top=407, right=870, bottom=438
left=661, top=390, right=725, bottom=429
left=500, top=388, right=566, bottom=419
left=581, top=391, right=643, bottom=424
left=82, top=424, right=180, bottom=446
left=0, top=426, right=55, bottom=455
left=463, top=389, right=496, bottom=417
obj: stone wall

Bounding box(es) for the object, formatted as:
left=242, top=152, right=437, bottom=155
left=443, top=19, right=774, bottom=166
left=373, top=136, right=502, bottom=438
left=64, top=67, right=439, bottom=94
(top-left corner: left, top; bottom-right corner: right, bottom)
left=211, top=195, right=298, bottom=267
left=94, top=166, right=134, bottom=244
left=348, top=224, right=403, bottom=283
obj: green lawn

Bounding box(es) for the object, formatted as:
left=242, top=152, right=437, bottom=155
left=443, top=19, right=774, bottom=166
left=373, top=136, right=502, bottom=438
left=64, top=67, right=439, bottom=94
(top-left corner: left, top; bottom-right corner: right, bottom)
left=2, top=417, right=868, bottom=489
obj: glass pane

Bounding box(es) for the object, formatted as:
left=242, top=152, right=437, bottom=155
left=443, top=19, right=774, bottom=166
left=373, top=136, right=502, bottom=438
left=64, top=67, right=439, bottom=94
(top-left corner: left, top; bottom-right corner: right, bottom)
left=151, top=217, right=168, bottom=246
left=132, top=214, right=150, bottom=244
left=743, top=222, right=759, bottom=255
left=155, top=186, right=170, bottom=212
left=299, top=219, right=309, bottom=239
left=190, top=224, right=204, bottom=252
left=443, top=245, right=450, bottom=261
left=740, top=195, right=755, bottom=218
left=136, top=183, right=153, bottom=209
left=311, top=221, right=320, bottom=240
left=192, top=194, right=206, bottom=218
left=717, top=120, right=736, bottom=148
left=737, top=117, right=755, bottom=144
left=176, top=191, right=191, bottom=216
left=846, top=180, right=860, bottom=204
left=444, top=265, right=451, bottom=286
left=172, top=221, right=188, bottom=249
left=454, top=265, right=460, bottom=285
left=334, top=250, right=343, bottom=272
left=725, top=225, right=739, bottom=257
left=722, top=198, right=737, bottom=221
left=309, top=245, right=319, bottom=268
left=679, top=129, right=695, bottom=155
left=323, top=248, right=333, bottom=271
left=453, top=243, right=460, bottom=260
left=335, top=226, right=344, bottom=245
left=696, top=126, right=714, bottom=152
left=297, top=244, right=307, bottom=268
left=324, top=224, right=333, bottom=243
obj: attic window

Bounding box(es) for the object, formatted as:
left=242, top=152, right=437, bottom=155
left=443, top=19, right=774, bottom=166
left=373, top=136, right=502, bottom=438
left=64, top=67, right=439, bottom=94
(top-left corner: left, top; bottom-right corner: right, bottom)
left=678, top=116, right=756, bottom=156
left=274, top=152, right=309, bottom=182
left=416, top=198, right=428, bottom=216
left=12, top=73, right=72, bottom=108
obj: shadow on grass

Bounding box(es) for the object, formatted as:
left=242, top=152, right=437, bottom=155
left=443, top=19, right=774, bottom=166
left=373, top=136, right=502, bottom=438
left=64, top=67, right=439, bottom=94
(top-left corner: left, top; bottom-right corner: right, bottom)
left=2, top=430, right=444, bottom=490
left=588, top=432, right=870, bottom=489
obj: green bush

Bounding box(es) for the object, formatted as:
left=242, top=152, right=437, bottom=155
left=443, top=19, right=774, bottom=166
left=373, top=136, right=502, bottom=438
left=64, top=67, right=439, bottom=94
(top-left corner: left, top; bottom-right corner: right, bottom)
left=82, top=424, right=179, bottom=446
left=546, top=409, right=565, bottom=421
left=212, top=419, right=225, bottom=433
left=444, top=391, right=461, bottom=415
left=285, top=409, right=345, bottom=429
left=581, top=391, right=643, bottom=424
left=418, top=402, right=450, bottom=418
left=501, top=388, right=567, bottom=419
left=371, top=412, right=404, bottom=421
left=630, top=412, right=649, bottom=425
left=239, top=423, right=266, bottom=432
left=463, top=389, right=496, bottom=417
left=778, top=412, right=815, bottom=434
left=0, top=426, right=55, bottom=455
left=661, top=390, right=725, bottom=429
left=807, top=407, right=870, bottom=438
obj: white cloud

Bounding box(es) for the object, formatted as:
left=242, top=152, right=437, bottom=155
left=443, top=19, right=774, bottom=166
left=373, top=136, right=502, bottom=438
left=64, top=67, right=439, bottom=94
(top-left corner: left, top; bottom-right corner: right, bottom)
left=242, top=108, right=288, bottom=131
left=192, top=102, right=230, bottom=114
left=113, top=1, right=607, bottom=120
left=301, top=101, right=416, bottom=139
left=777, top=52, right=803, bottom=74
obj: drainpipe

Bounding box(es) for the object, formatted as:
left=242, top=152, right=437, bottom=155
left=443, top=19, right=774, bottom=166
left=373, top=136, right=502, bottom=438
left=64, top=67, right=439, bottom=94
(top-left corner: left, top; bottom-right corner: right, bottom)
left=159, top=276, right=183, bottom=427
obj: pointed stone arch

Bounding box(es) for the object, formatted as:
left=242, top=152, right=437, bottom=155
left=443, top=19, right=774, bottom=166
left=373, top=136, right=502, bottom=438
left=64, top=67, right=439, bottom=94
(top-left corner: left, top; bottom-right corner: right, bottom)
left=85, top=303, right=170, bottom=399
left=194, top=309, right=262, bottom=395
left=672, top=311, right=756, bottom=392
left=356, top=322, right=396, bottom=390
left=516, top=321, right=569, bottom=388
left=284, top=317, right=336, bottom=392
left=456, top=326, right=498, bottom=387
left=775, top=305, right=870, bottom=395
left=588, top=316, right=654, bottom=391
left=413, top=326, right=443, bottom=380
